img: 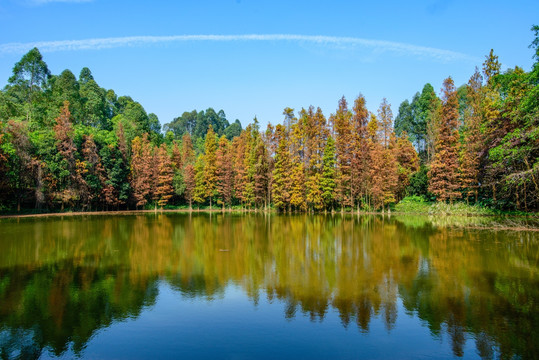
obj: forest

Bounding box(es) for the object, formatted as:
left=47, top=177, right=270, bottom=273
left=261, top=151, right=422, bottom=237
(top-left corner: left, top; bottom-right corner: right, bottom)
left=0, top=26, right=538, bottom=213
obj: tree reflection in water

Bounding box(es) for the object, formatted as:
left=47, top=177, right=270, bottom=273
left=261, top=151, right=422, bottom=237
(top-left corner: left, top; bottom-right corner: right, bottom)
left=0, top=213, right=537, bottom=359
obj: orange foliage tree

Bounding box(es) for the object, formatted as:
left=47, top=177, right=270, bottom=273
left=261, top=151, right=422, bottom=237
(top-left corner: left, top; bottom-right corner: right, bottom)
left=428, top=77, right=461, bottom=203
left=156, top=144, right=174, bottom=208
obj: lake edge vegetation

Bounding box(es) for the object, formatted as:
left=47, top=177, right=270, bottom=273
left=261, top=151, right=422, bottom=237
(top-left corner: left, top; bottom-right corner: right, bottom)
left=1, top=26, right=538, bottom=214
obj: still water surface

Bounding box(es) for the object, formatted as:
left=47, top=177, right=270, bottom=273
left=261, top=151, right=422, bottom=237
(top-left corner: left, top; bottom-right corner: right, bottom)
left=0, top=213, right=537, bottom=359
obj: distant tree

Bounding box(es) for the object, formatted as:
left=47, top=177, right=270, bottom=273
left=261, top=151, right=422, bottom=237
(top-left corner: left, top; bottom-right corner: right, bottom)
left=224, top=119, right=243, bottom=140
left=8, top=47, right=51, bottom=122
left=51, top=69, right=81, bottom=120
left=394, top=99, right=414, bottom=137
left=79, top=67, right=94, bottom=84
left=80, top=80, right=107, bottom=128
left=415, top=84, right=438, bottom=158
left=148, top=113, right=161, bottom=134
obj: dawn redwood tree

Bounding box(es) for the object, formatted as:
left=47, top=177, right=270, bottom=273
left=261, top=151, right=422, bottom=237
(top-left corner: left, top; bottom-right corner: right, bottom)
left=460, top=69, right=483, bottom=203
left=378, top=99, right=399, bottom=207
left=203, top=126, right=218, bottom=209
left=184, top=163, right=195, bottom=209
left=233, top=132, right=248, bottom=208
left=116, top=122, right=129, bottom=161
left=81, top=134, right=109, bottom=209
left=54, top=101, right=79, bottom=209
left=156, top=144, right=174, bottom=208
left=330, top=96, right=353, bottom=209
left=243, top=121, right=259, bottom=207
left=351, top=94, right=370, bottom=209
left=395, top=132, right=419, bottom=200
left=367, top=114, right=384, bottom=209
left=216, top=135, right=234, bottom=208
left=181, top=133, right=195, bottom=165
left=263, top=123, right=276, bottom=207
left=179, top=133, right=196, bottom=206
left=428, top=77, right=461, bottom=204
left=130, top=134, right=152, bottom=209
left=253, top=136, right=270, bottom=209
left=289, top=117, right=306, bottom=211
left=304, top=107, right=327, bottom=211
left=381, top=134, right=398, bottom=207
left=272, top=124, right=292, bottom=211
left=377, top=98, right=393, bottom=148
left=193, top=155, right=206, bottom=207
left=170, top=141, right=184, bottom=201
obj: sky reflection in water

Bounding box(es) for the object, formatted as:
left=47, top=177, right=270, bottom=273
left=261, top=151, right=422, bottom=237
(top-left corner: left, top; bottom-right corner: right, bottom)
left=0, top=213, right=537, bottom=359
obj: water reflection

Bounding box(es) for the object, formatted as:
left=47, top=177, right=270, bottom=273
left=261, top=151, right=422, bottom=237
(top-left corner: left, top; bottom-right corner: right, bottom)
left=0, top=214, right=537, bottom=359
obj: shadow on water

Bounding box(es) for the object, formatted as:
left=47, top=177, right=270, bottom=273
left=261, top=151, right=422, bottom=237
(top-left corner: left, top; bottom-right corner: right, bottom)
left=0, top=213, right=537, bottom=359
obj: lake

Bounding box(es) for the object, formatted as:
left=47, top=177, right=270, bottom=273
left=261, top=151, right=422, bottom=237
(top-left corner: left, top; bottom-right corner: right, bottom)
left=0, top=213, right=537, bottom=359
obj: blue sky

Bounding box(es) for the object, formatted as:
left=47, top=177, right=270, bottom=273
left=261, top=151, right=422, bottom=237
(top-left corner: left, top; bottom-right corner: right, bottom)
left=0, top=0, right=537, bottom=129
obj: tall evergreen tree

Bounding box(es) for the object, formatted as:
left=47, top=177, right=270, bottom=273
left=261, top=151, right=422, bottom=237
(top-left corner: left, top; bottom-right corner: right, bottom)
left=321, top=135, right=337, bottom=210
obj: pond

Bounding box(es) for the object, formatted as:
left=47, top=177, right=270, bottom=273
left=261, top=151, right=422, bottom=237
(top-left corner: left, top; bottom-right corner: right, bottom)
left=0, top=213, right=537, bottom=359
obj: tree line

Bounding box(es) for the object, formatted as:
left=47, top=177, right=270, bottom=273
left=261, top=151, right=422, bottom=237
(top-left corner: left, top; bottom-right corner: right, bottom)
left=0, top=26, right=538, bottom=212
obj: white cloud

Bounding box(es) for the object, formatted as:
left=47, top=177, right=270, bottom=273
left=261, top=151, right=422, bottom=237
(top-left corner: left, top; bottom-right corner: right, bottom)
left=0, top=34, right=479, bottom=63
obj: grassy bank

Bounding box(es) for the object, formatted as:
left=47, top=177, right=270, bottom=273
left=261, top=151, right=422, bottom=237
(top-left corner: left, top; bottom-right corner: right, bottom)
left=394, top=196, right=535, bottom=216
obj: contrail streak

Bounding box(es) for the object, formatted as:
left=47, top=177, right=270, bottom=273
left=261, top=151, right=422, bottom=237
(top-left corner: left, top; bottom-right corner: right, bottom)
left=0, top=34, right=479, bottom=63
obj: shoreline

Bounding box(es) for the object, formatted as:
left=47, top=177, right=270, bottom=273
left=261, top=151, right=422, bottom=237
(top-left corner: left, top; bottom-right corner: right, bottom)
left=1, top=209, right=538, bottom=232
left=1, top=208, right=537, bottom=219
